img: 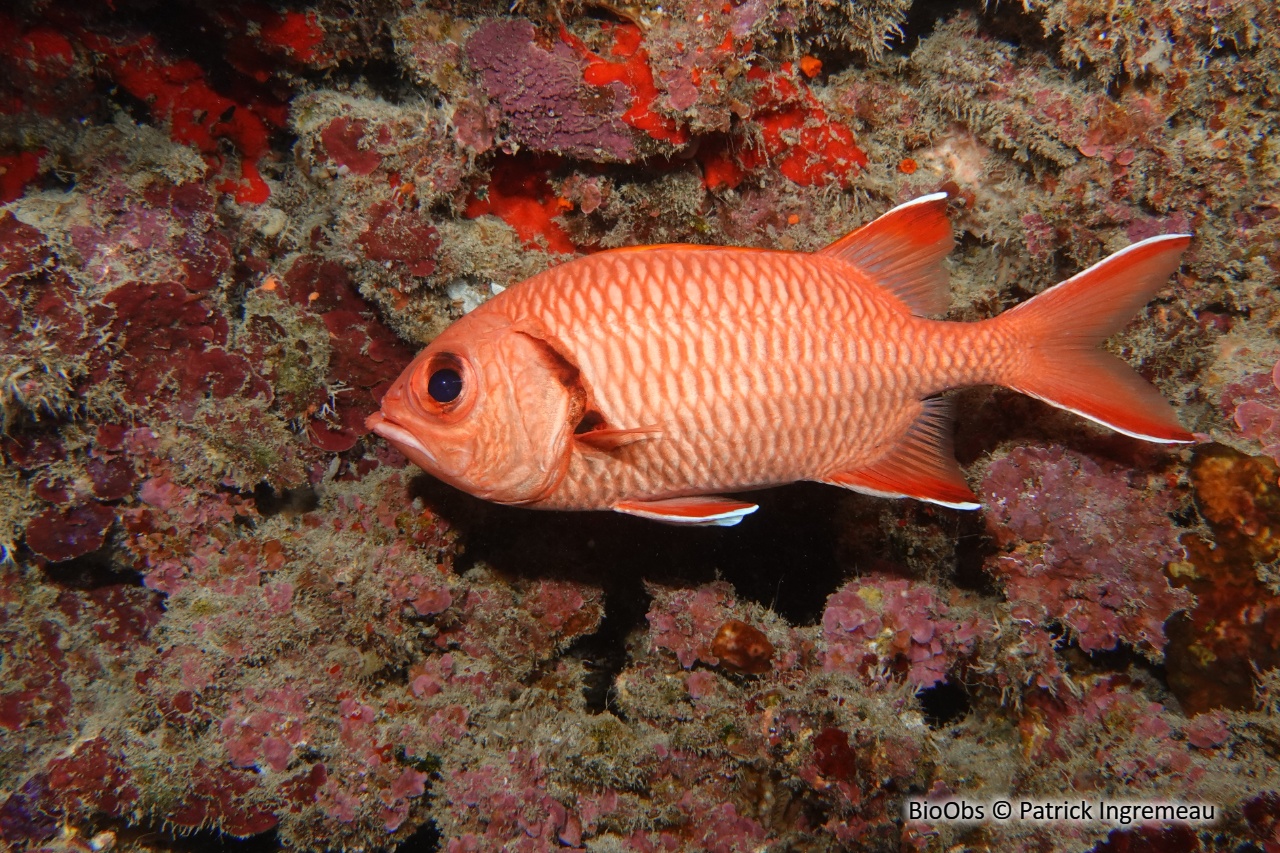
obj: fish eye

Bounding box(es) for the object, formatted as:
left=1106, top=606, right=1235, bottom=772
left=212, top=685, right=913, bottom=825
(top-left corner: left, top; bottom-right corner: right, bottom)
left=428, top=367, right=463, bottom=403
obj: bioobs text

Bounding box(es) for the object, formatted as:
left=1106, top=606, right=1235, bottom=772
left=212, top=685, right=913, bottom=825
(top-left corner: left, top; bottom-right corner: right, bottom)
left=905, top=800, right=986, bottom=822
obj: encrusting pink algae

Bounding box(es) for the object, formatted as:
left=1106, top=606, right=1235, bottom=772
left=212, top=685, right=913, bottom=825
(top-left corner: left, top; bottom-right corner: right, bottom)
left=1, top=0, right=1280, bottom=851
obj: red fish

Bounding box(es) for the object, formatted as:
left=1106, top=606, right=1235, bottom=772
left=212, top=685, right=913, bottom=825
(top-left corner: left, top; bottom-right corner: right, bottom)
left=367, top=194, right=1193, bottom=526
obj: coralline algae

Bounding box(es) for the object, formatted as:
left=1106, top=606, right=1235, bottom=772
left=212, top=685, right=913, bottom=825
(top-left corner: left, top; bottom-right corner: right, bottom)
left=2, top=0, right=1280, bottom=851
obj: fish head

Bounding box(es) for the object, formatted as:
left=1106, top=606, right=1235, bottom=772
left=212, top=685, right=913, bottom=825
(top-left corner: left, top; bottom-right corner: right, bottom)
left=367, top=310, right=582, bottom=505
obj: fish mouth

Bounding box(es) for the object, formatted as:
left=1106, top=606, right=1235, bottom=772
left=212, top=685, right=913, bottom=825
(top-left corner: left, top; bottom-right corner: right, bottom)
left=365, top=411, right=437, bottom=467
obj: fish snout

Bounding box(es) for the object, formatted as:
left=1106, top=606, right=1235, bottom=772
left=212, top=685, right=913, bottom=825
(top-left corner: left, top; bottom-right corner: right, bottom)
left=365, top=410, right=439, bottom=469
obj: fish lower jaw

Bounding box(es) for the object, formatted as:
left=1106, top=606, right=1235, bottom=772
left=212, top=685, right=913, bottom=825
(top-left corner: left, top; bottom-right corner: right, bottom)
left=365, top=412, right=437, bottom=468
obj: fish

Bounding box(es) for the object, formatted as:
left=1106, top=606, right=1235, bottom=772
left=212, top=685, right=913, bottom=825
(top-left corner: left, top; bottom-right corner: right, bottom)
left=366, top=193, right=1194, bottom=527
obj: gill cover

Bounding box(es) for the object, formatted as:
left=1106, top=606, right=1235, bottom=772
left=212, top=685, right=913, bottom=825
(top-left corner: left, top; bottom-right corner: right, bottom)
left=380, top=312, right=586, bottom=504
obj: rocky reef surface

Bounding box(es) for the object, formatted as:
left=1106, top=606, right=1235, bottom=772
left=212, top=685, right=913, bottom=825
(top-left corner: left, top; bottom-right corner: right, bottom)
left=1, top=0, right=1279, bottom=851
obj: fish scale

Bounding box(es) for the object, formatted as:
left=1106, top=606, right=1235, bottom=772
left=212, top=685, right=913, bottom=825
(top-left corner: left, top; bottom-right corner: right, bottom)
left=368, top=193, right=1195, bottom=526
left=504, top=248, right=957, bottom=510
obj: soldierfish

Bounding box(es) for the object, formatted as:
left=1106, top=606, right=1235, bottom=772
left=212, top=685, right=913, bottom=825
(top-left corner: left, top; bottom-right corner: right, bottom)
left=367, top=193, right=1194, bottom=526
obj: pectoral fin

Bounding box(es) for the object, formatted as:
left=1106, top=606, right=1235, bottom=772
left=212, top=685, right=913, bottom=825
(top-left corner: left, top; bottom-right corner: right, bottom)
left=818, top=396, right=980, bottom=510
left=612, top=495, right=759, bottom=526
left=574, top=425, right=663, bottom=451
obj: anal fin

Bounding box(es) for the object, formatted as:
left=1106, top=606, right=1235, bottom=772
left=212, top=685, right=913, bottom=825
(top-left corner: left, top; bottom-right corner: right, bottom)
left=575, top=425, right=662, bottom=451
left=819, top=397, right=980, bottom=510
left=613, top=495, right=759, bottom=526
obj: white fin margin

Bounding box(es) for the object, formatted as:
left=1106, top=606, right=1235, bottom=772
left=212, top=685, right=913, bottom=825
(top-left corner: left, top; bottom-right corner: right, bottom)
left=612, top=501, right=760, bottom=526
left=832, top=481, right=982, bottom=511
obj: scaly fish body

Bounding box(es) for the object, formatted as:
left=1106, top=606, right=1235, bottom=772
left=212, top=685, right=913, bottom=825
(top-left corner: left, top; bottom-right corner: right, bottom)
left=368, top=194, right=1194, bottom=526
left=504, top=248, right=997, bottom=509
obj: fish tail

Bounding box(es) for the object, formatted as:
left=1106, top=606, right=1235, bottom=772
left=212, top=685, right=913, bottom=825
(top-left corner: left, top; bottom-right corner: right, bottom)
left=994, top=234, right=1195, bottom=443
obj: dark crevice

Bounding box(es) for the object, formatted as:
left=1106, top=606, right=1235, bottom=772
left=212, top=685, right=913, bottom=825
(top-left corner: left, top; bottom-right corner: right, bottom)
left=160, top=827, right=282, bottom=852
left=397, top=820, right=442, bottom=853
left=1090, top=824, right=1201, bottom=853
left=1170, top=503, right=1199, bottom=529
left=1196, top=300, right=1251, bottom=319
left=38, top=168, right=77, bottom=194
left=918, top=679, right=970, bottom=727
left=896, top=0, right=969, bottom=54
left=98, top=79, right=156, bottom=129
left=1204, top=36, right=1243, bottom=62
left=896, top=0, right=1058, bottom=59
left=41, top=548, right=142, bottom=590
left=1082, top=644, right=1168, bottom=687
left=950, top=514, right=998, bottom=596
left=252, top=482, right=320, bottom=517
left=974, top=0, right=1055, bottom=55
left=570, top=614, right=633, bottom=715
left=319, top=56, right=414, bottom=103
left=1067, top=634, right=1176, bottom=691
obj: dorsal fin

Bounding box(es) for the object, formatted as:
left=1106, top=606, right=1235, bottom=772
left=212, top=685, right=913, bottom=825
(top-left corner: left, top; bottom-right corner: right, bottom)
left=818, top=192, right=953, bottom=317
left=817, top=396, right=979, bottom=509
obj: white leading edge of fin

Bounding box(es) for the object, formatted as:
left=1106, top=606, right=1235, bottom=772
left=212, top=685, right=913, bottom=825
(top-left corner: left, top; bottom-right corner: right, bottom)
left=612, top=502, right=760, bottom=526
left=820, top=191, right=955, bottom=317
left=881, top=191, right=949, bottom=216
left=1010, top=233, right=1194, bottom=307
left=833, top=480, right=982, bottom=511
left=1021, top=393, right=1197, bottom=445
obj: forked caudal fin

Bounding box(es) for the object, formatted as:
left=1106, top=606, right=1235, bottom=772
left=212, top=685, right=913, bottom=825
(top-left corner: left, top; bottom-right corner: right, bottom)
left=996, top=234, right=1196, bottom=443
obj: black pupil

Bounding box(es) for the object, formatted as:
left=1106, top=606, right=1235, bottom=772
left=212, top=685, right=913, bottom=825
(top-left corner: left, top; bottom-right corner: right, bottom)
left=427, top=368, right=463, bottom=403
